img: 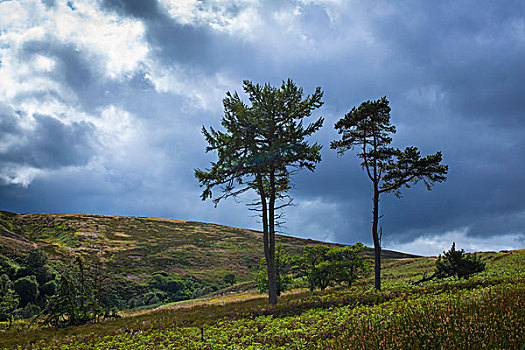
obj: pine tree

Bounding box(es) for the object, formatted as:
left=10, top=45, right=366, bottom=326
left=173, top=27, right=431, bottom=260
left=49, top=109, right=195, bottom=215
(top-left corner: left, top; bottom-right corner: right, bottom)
left=331, top=96, right=448, bottom=290
left=435, top=242, right=486, bottom=279
left=195, top=79, right=324, bottom=304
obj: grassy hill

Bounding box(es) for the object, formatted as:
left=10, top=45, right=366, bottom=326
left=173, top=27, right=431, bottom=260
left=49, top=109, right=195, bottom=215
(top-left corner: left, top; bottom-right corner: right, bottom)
left=0, top=210, right=415, bottom=285
left=1, top=245, right=522, bottom=349
left=1, top=210, right=522, bottom=348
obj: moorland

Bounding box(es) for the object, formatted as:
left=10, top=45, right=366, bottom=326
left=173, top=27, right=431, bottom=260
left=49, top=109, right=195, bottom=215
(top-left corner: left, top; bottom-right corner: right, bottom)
left=0, top=211, right=523, bottom=349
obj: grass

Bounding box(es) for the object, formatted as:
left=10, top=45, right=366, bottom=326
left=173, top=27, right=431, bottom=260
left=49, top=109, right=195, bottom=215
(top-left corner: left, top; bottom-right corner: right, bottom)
left=1, top=249, right=522, bottom=349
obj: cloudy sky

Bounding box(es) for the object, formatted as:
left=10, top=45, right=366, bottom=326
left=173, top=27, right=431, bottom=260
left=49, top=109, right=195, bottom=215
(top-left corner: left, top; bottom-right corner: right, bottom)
left=1, top=0, right=524, bottom=256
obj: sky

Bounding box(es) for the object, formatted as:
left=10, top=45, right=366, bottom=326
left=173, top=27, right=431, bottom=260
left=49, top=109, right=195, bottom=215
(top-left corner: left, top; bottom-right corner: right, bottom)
left=0, top=0, right=524, bottom=256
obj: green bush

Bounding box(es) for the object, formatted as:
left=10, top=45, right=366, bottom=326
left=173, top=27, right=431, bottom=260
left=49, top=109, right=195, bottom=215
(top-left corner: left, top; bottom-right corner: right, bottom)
left=0, top=255, right=17, bottom=278
left=22, top=302, right=40, bottom=318
left=13, top=275, right=39, bottom=307
left=192, top=285, right=214, bottom=298
left=40, top=279, right=58, bottom=297
left=293, top=243, right=370, bottom=291
left=0, top=274, right=19, bottom=325
left=128, top=296, right=144, bottom=309
left=25, top=248, right=48, bottom=268
left=41, top=275, right=103, bottom=327
left=255, top=244, right=292, bottom=295
left=436, top=242, right=486, bottom=279
left=15, top=249, right=55, bottom=286
left=17, top=265, right=55, bottom=285
left=223, top=273, right=236, bottom=286
left=142, top=291, right=166, bottom=305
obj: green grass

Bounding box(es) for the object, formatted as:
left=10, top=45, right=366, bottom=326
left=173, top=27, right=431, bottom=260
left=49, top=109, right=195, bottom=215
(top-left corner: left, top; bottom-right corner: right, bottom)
left=1, top=249, right=522, bottom=349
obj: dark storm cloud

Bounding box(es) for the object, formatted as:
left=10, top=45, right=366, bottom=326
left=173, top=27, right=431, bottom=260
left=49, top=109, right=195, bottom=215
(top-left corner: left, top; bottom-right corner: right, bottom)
left=256, top=0, right=525, bottom=248
left=0, top=103, right=96, bottom=172
left=40, top=0, right=56, bottom=9
left=0, top=0, right=523, bottom=254
left=99, top=0, right=219, bottom=69
left=368, top=1, right=525, bottom=124
left=382, top=134, right=525, bottom=240
left=17, top=38, right=110, bottom=113
left=99, top=0, right=161, bottom=19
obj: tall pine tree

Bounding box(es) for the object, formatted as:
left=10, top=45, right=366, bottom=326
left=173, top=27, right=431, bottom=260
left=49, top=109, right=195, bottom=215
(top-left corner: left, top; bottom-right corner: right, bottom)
left=331, top=96, right=448, bottom=290
left=195, top=79, right=324, bottom=304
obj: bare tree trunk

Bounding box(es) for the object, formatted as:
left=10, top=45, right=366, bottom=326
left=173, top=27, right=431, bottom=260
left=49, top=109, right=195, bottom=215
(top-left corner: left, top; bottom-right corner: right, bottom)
left=258, top=173, right=277, bottom=305
left=267, top=170, right=278, bottom=305
left=372, top=182, right=381, bottom=290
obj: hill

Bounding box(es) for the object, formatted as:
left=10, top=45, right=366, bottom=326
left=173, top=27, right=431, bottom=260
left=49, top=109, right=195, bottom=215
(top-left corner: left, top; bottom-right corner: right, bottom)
left=1, top=244, right=522, bottom=349
left=0, top=210, right=415, bottom=285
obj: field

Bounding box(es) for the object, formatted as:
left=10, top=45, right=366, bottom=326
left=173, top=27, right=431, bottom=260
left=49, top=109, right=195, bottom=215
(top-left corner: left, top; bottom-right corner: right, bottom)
left=1, top=249, right=523, bottom=349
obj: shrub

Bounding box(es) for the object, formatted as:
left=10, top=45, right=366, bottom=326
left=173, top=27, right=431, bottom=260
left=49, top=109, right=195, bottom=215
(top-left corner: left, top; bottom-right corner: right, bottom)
left=192, top=285, right=214, bottom=298
left=128, top=296, right=144, bottom=309
left=41, top=275, right=103, bottom=327
left=142, top=291, right=166, bottom=305
left=0, top=256, right=16, bottom=278
left=293, top=243, right=371, bottom=291
left=435, top=242, right=486, bottom=279
left=0, top=274, right=19, bottom=325
left=13, top=276, right=39, bottom=307
left=25, top=248, right=48, bottom=268
left=223, top=273, right=236, bottom=286
left=255, top=244, right=293, bottom=295
left=40, top=280, right=58, bottom=297
left=22, top=303, right=41, bottom=318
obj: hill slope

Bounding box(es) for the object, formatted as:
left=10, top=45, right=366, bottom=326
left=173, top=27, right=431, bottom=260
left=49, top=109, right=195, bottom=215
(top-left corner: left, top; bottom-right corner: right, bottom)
left=0, top=210, right=416, bottom=284
left=1, top=246, right=522, bottom=349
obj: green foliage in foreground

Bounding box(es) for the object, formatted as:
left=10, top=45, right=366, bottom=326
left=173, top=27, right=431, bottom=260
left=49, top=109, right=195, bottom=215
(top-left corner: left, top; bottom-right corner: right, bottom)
left=3, top=278, right=522, bottom=349
left=1, top=250, right=522, bottom=349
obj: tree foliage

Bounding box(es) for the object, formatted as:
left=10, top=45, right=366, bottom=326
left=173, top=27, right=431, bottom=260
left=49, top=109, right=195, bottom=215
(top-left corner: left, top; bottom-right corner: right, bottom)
left=435, top=243, right=486, bottom=279
left=223, top=273, right=236, bottom=286
left=195, top=79, right=324, bottom=304
left=40, top=274, right=102, bottom=328
left=294, top=243, right=370, bottom=291
left=326, top=243, right=371, bottom=287
left=331, top=96, right=448, bottom=290
left=255, top=244, right=293, bottom=295
left=13, top=275, right=39, bottom=306
left=0, top=274, right=19, bottom=327
left=40, top=257, right=103, bottom=328
left=25, top=248, right=48, bottom=268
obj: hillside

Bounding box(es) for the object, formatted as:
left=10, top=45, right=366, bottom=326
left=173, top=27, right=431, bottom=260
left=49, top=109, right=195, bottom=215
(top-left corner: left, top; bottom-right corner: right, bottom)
left=1, top=245, right=522, bottom=349
left=0, top=210, right=415, bottom=285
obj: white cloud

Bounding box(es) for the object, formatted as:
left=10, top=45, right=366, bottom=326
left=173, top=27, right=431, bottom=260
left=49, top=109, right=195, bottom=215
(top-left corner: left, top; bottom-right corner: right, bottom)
left=0, top=0, right=149, bottom=104
left=0, top=165, right=45, bottom=187
left=158, top=0, right=262, bottom=38
left=386, top=228, right=524, bottom=256
left=156, top=0, right=379, bottom=61
left=148, top=65, right=236, bottom=112
left=52, top=1, right=148, bottom=78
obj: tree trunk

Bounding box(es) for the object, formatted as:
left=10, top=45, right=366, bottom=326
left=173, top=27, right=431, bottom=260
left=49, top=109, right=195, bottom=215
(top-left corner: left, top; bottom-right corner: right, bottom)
left=257, top=173, right=276, bottom=305
left=267, top=170, right=278, bottom=305
left=372, top=181, right=381, bottom=290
